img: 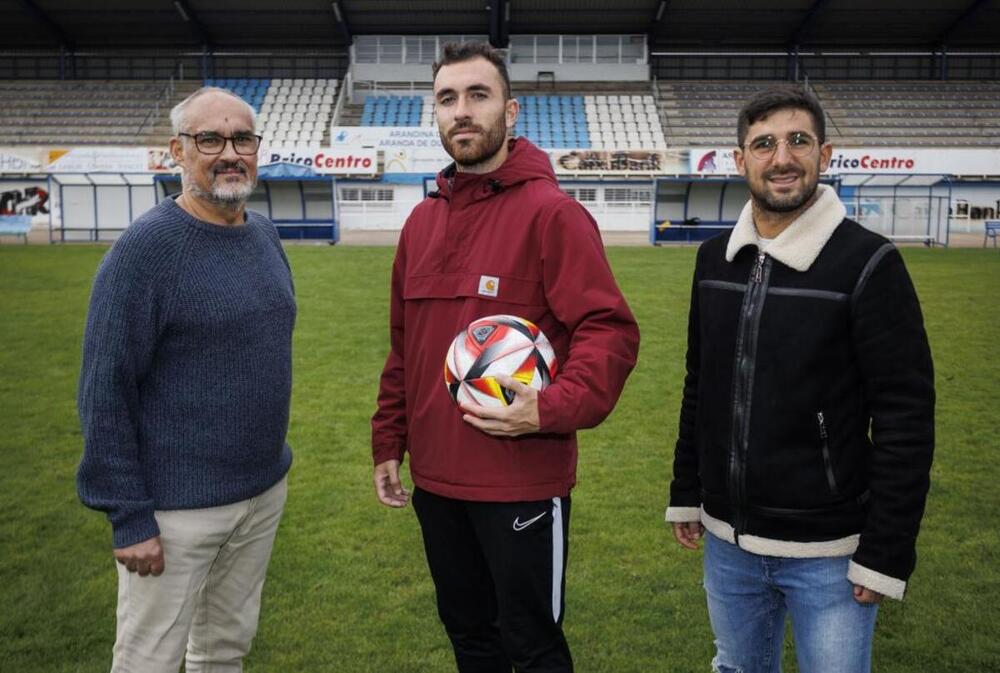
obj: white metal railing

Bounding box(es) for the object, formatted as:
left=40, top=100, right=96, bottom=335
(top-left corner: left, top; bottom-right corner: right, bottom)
left=577, top=201, right=653, bottom=231
left=354, top=35, right=489, bottom=65
left=650, top=76, right=673, bottom=140
left=332, top=70, right=352, bottom=126
left=351, top=79, right=433, bottom=104
left=509, top=35, right=647, bottom=65
left=337, top=200, right=415, bottom=230
left=135, top=66, right=180, bottom=141
left=801, top=76, right=845, bottom=141
left=352, top=34, right=648, bottom=66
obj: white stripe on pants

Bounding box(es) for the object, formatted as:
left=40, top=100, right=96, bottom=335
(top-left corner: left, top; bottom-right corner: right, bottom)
left=550, top=496, right=564, bottom=623
left=111, top=476, right=287, bottom=673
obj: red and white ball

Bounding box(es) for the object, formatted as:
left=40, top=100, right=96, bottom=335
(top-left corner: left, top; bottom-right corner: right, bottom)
left=444, top=314, right=558, bottom=407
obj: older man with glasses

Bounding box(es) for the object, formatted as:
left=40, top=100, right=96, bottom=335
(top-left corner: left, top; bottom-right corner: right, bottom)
left=77, top=87, right=295, bottom=673
left=664, top=85, right=935, bottom=673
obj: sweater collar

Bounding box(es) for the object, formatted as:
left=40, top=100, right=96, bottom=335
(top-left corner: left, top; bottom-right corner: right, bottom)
left=165, top=195, right=254, bottom=237
left=725, top=183, right=846, bottom=272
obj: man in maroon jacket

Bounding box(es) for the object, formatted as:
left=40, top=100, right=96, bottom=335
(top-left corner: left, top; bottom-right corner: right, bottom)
left=371, top=42, right=639, bottom=673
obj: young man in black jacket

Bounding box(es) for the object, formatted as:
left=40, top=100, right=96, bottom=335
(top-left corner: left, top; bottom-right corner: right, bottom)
left=665, top=85, right=934, bottom=673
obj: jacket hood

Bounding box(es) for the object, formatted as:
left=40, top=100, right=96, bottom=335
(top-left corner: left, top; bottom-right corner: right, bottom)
left=726, top=183, right=847, bottom=272
left=432, top=137, right=557, bottom=202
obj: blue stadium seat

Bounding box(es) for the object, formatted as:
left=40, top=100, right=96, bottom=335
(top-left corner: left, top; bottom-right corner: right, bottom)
left=360, top=94, right=423, bottom=126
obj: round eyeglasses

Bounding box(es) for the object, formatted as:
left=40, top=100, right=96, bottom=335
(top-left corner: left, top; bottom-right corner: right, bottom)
left=179, top=132, right=262, bottom=156
left=745, top=132, right=818, bottom=160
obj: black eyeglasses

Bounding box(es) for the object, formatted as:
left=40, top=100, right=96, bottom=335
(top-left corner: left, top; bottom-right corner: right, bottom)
left=744, top=131, right=818, bottom=160
left=179, top=132, right=262, bottom=156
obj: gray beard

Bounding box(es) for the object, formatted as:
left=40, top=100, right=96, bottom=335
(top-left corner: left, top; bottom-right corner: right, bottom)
left=183, top=174, right=255, bottom=209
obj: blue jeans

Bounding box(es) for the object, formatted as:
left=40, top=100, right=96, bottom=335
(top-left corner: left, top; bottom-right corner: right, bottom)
left=703, top=532, right=878, bottom=673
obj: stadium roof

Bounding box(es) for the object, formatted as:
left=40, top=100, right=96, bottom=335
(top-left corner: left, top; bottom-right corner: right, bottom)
left=0, top=0, right=997, bottom=51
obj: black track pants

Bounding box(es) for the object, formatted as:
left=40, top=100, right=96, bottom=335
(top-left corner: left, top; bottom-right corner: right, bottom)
left=412, top=487, right=573, bottom=673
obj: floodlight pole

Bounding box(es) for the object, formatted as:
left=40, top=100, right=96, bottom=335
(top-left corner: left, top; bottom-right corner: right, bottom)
left=331, top=1, right=354, bottom=45
left=172, top=0, right=214, bottom=50
left=489, top=0, right=509, bottom=48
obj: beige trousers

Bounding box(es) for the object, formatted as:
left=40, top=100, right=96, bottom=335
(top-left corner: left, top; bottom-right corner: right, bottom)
left=111, top=476, right=287, bottom=673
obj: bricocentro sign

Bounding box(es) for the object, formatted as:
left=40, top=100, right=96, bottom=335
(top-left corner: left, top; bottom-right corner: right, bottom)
left=262, top=147, right=378, bottom=174
left=692, top=147, right=1000, bottom=176
left=827, top=152, right=916, bottom=171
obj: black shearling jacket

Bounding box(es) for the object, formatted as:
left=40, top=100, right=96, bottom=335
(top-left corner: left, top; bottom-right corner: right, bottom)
left=666, top=185, right=934, bottom=600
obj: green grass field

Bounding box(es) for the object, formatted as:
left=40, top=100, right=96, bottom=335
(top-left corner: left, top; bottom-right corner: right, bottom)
left=1, top=244, right=998, bottom=672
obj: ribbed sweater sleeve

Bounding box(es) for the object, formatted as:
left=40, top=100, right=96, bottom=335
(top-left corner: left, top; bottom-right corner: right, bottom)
left=77, top=223, right=176, bottom=548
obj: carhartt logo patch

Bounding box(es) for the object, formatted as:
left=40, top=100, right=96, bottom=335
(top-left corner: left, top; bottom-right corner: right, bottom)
left=478, top=275, right=499, bottom=297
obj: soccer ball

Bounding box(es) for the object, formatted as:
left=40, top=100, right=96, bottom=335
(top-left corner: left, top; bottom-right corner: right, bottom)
left=444, top=314, right=558, bottom=407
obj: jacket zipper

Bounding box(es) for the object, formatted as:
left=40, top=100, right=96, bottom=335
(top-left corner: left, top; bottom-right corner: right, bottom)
left=817, top=411, right=840, bottom=495
left=729, top=250, right=770, bottom=542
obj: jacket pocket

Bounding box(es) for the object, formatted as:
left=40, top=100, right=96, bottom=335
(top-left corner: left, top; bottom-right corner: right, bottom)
left=404, top=272, right=546, bottom=306
left=816, top=411, right=840, bottom=496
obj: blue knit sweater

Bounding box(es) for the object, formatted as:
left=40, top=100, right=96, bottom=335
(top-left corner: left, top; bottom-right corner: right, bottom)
left=77, top=197, right=295, bottom=548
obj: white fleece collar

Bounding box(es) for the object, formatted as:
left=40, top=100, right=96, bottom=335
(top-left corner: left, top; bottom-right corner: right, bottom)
left=725, top=183, right=846, bottom=272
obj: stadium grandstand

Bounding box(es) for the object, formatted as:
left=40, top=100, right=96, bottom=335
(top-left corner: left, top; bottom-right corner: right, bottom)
left=1, top=0, right=999, bottom=245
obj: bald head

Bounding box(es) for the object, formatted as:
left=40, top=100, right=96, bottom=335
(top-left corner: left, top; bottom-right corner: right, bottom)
left=170, top=87, right=257, bottom=136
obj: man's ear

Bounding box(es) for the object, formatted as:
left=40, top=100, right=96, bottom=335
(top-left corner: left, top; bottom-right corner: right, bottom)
left=505, top=97, right=520, bottom=131
left=734, top=147, right=747, bottom=177
left=818, top=142, right=833, bottom=173
left=169, top=136, right=185, bottom=169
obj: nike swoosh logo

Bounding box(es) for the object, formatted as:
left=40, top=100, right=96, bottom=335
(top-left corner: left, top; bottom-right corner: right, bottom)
left=512, top=512, right=547, bottom=532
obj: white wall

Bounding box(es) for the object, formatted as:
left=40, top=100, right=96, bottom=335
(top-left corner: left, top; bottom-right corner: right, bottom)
left=337, top=183, right=423, bottom=230
left=337, top=182, right=659, bottom=232
left=508, top=63, right=649, bottom=82
left=579, top=202, right=651, bottom=231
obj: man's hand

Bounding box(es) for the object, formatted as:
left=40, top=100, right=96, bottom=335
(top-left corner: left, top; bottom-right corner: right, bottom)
left=671, top=521, right=705, bottom=550
left=114, top=536, right=164, bottom=577
left=460, top=374, right=541, bottom=437
left=853, top=585, right=884, bottom=605
left=374, top=459, right=409, bottom=508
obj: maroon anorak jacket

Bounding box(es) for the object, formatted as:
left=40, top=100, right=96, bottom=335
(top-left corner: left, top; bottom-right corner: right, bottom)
left=372, top=138, right=639, bottom=501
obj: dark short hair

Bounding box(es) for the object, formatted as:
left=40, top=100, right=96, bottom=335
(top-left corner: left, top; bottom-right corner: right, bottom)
left=432, top=41, right=511, bottom=100
left=737, top=85, right=826, bottom=147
